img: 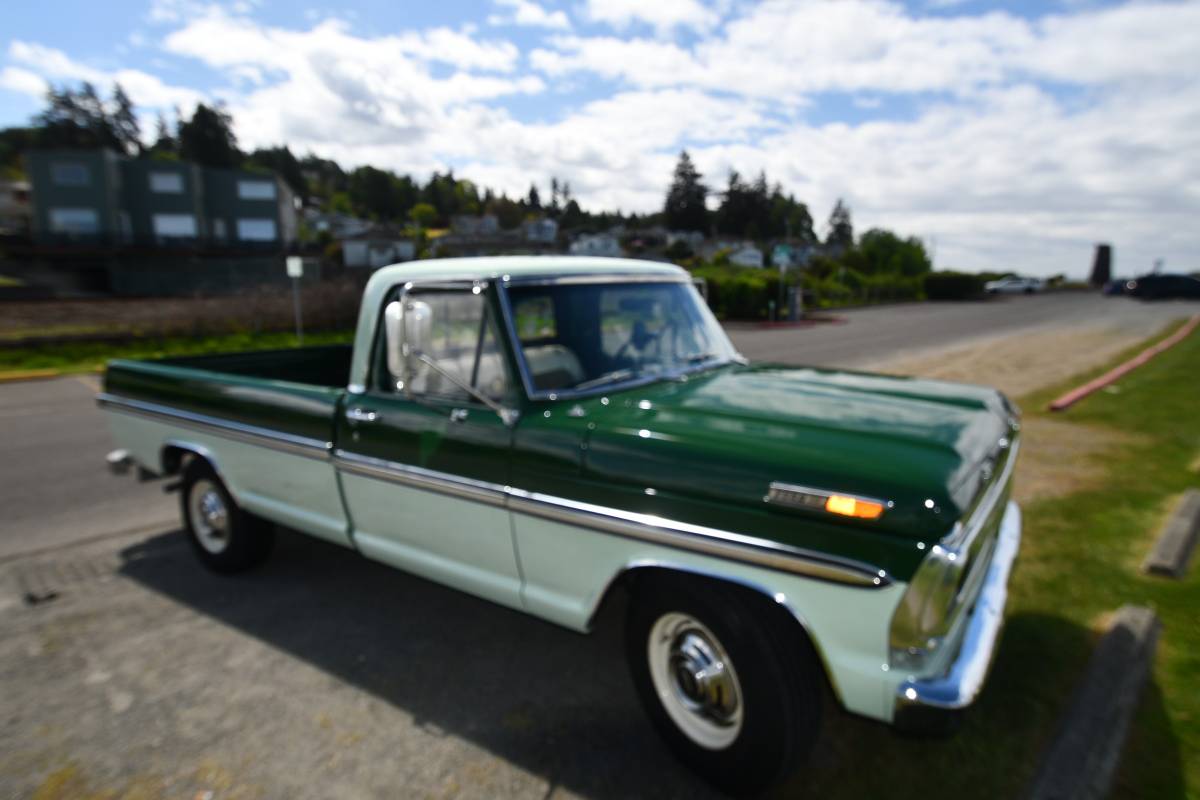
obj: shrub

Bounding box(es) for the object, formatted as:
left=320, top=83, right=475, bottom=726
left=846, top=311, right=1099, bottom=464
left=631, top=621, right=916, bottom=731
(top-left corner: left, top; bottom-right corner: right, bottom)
left=923, top=271, right=985, bottom=300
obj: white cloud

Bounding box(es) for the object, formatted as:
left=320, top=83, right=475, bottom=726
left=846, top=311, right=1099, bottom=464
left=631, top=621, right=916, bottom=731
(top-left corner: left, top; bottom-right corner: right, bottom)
left=7, top=41, right=204, bottom=111
left=3, top=0, right=1198, bottom=276
left=582, top=0, right=720, bottom=34
left=488, top=0, right=570, bottom=30
left=0, top=66, right=47, bottom=98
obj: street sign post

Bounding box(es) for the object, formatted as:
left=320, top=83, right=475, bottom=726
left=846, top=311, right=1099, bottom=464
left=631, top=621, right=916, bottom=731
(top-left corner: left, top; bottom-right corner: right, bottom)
left=286, top=256, right=304, bottom=344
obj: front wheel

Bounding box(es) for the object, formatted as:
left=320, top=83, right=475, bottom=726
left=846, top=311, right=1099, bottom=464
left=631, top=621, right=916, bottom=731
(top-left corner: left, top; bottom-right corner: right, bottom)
left=180, top=460, right=274, bottom=573
left=626, top=575, right=823, bottom=796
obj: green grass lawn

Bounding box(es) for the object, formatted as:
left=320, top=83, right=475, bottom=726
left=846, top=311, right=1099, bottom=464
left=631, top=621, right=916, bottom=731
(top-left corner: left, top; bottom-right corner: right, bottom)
left=794, top=322, right=1199, bottom=799
left=0, top=330, right=354, bottom=375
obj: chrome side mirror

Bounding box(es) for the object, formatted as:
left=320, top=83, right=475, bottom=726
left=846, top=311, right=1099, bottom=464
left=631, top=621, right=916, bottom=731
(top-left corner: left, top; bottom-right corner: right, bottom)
left=383, top=298, right=432, bottom=389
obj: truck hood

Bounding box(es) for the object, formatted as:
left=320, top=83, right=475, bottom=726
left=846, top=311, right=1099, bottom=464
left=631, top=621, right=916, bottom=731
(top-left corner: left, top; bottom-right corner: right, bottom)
left=579, top=363, right=1017, bottom=540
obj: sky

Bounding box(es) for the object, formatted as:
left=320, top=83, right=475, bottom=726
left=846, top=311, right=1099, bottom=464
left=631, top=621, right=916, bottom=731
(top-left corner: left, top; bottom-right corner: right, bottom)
left=2, top=0, right=1199, bottom=278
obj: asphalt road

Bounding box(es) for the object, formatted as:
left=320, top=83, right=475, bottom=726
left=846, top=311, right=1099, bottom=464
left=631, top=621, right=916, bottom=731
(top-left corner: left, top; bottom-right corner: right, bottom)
left=0, top=293, right=1190, bottom=561
left=728, top=291, right=1189, bottom=366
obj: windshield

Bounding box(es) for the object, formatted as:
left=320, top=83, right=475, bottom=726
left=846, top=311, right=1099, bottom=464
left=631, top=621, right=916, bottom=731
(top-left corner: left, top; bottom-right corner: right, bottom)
left=505, top=280, right=739, bottom=394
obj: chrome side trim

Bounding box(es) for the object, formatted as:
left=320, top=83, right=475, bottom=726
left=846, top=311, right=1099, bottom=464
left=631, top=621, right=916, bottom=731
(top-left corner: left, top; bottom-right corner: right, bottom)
left=332, top=446, right=887, bottom=587
left=332, top=450, right=506, bottom=507
left=97, top=393, right=332, bottom=461
left=896, top=501, right=1021, bottom=712
left=507, top=489, right=888, bottom=587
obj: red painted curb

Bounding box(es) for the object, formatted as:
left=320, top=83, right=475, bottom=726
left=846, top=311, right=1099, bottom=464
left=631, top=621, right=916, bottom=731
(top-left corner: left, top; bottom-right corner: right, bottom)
left=1049, top=313, right=1200, bottom=412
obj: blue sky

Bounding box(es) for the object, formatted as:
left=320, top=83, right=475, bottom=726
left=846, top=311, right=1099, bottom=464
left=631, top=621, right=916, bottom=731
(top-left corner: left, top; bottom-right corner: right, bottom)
left=3, top=0, right=1198, bottom=277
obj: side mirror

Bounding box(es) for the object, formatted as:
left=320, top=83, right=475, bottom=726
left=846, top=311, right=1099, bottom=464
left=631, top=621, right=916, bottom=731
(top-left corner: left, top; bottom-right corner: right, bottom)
left=383, top=298, right=432, bottom=388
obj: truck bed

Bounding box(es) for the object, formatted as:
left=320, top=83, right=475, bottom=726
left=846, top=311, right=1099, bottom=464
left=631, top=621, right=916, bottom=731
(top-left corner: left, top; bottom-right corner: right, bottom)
left=158, top=344, right=353, bottom=389
left=102, top=345, right=352, bottom=447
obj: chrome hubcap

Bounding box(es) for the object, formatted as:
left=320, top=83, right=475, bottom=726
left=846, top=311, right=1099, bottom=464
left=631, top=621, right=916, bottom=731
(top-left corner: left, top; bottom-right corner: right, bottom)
left=189, top=479, right=230, bottom=554
left=647, top=612, right=743, bottom=749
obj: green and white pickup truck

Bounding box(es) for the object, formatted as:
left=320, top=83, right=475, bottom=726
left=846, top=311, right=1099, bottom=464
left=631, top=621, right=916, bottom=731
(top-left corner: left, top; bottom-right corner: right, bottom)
left=101, top=256, right=1021, bottom=795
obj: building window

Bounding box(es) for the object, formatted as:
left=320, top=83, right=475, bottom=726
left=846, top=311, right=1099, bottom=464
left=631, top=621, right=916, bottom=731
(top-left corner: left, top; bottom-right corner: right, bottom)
left=236, top=218, right=277, bottom=241
left=152, top=213, right=198, bottom=238
left=237, top=180, right=276, bottom=200
left=48, top=207, right=99, bottom=234
left=51, top=163, right=90, bottom=187
left=149, top=172, right=184, bottom=193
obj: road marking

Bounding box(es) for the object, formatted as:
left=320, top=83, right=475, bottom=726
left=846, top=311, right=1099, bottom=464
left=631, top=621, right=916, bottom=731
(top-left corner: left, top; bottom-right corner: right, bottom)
left=75, top=374, right=101, bottom=392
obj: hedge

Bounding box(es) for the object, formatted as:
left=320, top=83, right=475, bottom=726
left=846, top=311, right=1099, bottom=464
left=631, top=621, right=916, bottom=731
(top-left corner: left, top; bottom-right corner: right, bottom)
left=923, top=271, right=985, bottom=300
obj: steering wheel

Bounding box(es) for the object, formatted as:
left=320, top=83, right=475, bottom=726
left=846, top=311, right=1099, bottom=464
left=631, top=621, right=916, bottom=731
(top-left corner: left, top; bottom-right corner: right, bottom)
left=614, top=319, right=679, bottom=366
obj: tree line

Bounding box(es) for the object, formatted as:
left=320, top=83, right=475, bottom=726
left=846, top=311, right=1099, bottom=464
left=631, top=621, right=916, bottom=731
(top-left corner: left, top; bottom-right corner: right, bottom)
left=0, top=81, right=932, bottom=279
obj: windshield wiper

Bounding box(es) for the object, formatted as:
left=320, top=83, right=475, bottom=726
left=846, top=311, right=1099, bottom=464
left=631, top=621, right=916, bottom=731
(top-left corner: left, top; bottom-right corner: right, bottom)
left=682, top=352, right=719, bottom=364
left=573, top=368, right=638, bottom=391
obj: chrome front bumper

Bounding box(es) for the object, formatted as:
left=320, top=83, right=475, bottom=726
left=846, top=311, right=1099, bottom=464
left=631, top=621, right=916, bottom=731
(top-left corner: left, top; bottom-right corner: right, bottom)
left=894, top=501, right=1022, bottom=725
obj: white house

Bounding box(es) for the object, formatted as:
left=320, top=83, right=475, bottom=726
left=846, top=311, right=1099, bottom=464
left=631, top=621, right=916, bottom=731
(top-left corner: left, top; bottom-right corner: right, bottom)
left=523, top=217, right=558, bottom=243
left=451, top=214, right=501, bottom=237
left=342, top=227, right=415, bottom=268
left=569, top=232, right=623, bottom=258
left=729, top=244, right=765, bottom=268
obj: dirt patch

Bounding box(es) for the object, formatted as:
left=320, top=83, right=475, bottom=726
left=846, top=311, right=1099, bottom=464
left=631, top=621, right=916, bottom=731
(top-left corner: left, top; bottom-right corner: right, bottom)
left=1011, top=417, right=1144, bottom=504
left=865, top=319, right=1176, bottom=399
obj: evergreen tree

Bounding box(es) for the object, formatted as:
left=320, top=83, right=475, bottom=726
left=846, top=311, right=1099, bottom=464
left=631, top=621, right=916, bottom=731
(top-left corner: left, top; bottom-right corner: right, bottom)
left=247, top=145, right=306, bottom=199
left=526, top=183, right=541, bottom=211
left=34, top=82, right=120, bottom=150
left=148, top=112, right=178, bottom=157
left=663, top=150, right=709, bottom=233
left=825, top=199, right=854, bottom=250
left=109, top=84, right=141, bottom=155
left=178, top=103, right=241, bottom=168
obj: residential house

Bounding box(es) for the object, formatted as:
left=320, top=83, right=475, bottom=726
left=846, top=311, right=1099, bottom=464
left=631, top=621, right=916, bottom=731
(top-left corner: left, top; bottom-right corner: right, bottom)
left=451, top=214, right=500, bottom=237
left=569, top=232, right=623, bottom=258
left=523, top=217, right=558, bottom=244
left=26, top=149, right=297, bottom=249
left=342, top=226, right=415, bottom=268
left=772, top=243, right=815, bottom=269
left=729, top=244, right=765, bottom=268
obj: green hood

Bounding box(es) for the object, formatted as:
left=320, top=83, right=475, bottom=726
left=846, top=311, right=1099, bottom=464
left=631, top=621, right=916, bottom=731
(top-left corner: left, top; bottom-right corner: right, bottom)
left=580, top=363, right=1017, bottom=541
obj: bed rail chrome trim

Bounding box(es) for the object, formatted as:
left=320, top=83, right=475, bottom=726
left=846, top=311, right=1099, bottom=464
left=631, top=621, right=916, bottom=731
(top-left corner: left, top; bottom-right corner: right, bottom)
left=97, top=393, right=332, bottom=461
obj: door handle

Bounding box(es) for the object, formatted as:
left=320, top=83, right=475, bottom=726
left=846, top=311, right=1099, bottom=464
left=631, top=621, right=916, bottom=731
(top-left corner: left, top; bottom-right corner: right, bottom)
left=345, top=407, right=380, bottom=424
left=448, top=408, right=469, bottom=423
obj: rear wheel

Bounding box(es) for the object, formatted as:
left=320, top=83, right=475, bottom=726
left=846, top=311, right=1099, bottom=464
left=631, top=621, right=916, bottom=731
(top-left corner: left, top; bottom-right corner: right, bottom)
left=180, top=460, right=274, bottom=573
left=626, top=575, right=823, bottom=796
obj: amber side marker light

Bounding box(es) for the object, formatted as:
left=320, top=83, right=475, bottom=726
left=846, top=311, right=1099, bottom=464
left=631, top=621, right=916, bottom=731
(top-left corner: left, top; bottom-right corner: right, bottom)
left=825, top=494, right=885, bottom=520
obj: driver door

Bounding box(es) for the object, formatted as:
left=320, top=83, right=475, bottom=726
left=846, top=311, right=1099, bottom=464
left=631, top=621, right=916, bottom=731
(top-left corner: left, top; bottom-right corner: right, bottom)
left=335, top=284, right=524, bottom=610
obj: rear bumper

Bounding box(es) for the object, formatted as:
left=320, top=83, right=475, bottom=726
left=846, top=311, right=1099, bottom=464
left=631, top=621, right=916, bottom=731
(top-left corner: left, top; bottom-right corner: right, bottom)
left=894, top=501, right=1021, bottom=730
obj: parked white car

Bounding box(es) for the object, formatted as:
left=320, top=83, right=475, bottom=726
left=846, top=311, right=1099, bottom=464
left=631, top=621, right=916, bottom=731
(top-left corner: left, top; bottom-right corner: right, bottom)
left=985, top=276, right=1043, bottom=294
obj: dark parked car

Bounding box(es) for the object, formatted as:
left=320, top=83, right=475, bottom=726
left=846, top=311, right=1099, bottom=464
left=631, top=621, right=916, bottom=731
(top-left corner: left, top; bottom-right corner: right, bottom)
left=1125, top=273, right=1200, bottom=300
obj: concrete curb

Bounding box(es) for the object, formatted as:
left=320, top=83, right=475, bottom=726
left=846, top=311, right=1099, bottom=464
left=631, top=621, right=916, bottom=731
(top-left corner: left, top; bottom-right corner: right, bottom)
left=1049, top=314, right=1200, bottom=412
left=1143, top=489, right=1200, bottom=578
left=1027, top=605, right=1160, bottom=800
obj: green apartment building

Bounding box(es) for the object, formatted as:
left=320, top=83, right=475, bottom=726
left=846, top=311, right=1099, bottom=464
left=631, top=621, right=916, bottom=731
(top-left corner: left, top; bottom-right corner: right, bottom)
left=27, top=149, right=297, bottom=249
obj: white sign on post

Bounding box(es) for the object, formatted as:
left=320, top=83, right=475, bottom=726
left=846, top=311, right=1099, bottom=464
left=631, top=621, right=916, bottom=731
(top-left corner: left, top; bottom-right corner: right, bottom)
left=286, top=256, right=304, bottom=343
